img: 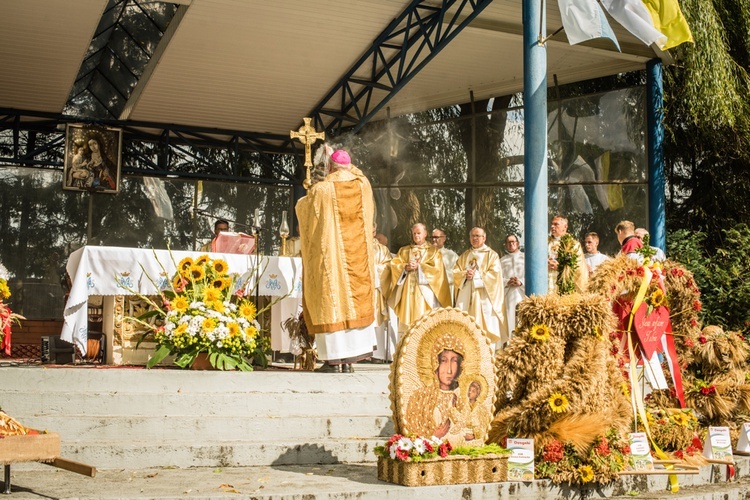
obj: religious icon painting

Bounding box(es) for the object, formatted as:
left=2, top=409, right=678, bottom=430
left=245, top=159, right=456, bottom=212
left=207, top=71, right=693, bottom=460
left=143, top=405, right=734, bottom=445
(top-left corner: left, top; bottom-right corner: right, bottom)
left=389, top=307, right=497, bottom=448
left=63, top=124, right=122, bottom=194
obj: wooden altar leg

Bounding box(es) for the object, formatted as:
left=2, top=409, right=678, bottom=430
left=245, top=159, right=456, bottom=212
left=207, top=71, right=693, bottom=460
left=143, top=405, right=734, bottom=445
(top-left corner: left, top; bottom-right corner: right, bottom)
left=102, top=296, right=115, bottom=365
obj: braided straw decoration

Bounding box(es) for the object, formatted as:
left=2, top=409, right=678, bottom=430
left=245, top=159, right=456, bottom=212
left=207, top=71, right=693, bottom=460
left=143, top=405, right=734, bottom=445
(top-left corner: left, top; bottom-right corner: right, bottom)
left=0, top=410, right=29, bottom=436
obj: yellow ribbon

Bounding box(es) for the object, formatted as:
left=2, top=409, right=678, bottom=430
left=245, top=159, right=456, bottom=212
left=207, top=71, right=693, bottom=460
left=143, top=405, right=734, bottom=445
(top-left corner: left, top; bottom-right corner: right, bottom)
left=626, top=264, right=679, bottom=492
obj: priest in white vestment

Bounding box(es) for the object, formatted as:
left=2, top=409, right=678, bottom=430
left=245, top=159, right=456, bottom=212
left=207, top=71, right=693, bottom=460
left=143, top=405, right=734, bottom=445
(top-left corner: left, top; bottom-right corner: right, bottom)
left=454, top=227, right=507, bottom=346
left=389, top=223, right=452, bottom=333
left=499, top=234, right=525, bottom=338
left=296, top=148, right=377, bottom=373
left=372, top=234, right=398, bottom=361
left=431, top=228, right=459, bottom=305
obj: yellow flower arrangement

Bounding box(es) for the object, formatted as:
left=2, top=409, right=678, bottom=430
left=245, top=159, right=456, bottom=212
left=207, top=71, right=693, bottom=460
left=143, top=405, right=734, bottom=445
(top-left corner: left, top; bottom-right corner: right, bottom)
left=578, top=465, right=594, bottom=483
left=130, top=254, right=265, bottom=371
left=548, top=392, right=569, bottom=413
left=0, top=279, right=10, bottom=300
left=670, top=411, right=690, bottom=427
left=529, top=323, right=551, bottom=342
left=0, top=275, right=24, bottom=352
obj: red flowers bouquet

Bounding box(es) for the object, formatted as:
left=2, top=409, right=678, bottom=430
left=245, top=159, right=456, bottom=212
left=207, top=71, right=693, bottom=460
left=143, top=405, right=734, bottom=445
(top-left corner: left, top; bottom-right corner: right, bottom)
left=375, top=434, right=452, bottom=462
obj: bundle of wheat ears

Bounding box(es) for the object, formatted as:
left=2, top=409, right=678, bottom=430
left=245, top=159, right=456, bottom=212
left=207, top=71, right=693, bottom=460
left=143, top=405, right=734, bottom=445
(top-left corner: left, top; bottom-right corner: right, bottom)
left=0, top=409, right=29, bottom=436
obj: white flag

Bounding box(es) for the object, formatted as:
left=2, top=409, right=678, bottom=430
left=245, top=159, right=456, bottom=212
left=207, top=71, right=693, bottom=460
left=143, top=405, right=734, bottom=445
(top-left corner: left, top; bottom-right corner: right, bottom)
left=600, top=0, right=667, bottom=49
left=142, top=176, right=174, bottom=220
left=558, top=0, right=621, bottom=50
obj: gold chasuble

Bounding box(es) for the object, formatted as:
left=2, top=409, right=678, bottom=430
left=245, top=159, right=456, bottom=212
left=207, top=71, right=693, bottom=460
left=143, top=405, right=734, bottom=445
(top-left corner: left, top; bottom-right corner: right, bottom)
left=372, top=240, right=393, bottom=326
left=548, top=236, right=588, bottom=294
left=295, top=166, right=375, bottom=334
left=388, top=244, right=451, bottom=332
left=453, top=245, right=506, bottom=343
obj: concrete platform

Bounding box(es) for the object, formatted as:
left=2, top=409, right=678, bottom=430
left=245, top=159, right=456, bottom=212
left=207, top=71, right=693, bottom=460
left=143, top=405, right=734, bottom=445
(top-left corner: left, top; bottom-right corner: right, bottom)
left=3, top=461, right=750, bottom=499
left=3, top=363, right=750, bottom=498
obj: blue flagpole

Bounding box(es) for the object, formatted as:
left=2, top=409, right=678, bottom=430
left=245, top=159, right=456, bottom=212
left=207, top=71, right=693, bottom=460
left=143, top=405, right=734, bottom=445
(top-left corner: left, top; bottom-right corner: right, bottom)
left=647, top=59, right=666, bottom=252
left=523, top=0, right=548, bottom=295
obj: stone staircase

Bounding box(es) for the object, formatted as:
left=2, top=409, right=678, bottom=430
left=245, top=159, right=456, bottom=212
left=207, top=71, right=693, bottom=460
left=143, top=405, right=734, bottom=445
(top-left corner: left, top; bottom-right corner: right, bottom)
left=0, top=364, right=394, bottom=469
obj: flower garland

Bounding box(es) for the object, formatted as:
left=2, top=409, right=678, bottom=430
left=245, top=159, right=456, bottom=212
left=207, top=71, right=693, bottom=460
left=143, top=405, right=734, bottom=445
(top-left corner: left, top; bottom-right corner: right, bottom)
left=535, top=430, right=630, bottom=485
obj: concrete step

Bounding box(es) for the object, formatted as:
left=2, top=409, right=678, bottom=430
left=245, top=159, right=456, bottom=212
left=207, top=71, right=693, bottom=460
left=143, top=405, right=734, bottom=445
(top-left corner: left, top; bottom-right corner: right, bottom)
left=18, top=414, right=395, bottom=442
left=57, top=439, right=384, bottom=469
left=3, top=390, right=391, bottom=417
left=0, top=365, right=394, bottom=468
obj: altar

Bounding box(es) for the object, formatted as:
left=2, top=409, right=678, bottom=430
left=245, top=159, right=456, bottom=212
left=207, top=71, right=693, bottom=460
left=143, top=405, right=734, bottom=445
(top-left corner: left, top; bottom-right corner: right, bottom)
left=62, top=246, right=302, bottom=365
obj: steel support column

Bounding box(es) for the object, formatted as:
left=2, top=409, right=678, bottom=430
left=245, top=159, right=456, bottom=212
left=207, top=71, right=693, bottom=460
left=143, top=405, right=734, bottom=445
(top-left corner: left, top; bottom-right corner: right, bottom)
left=647, top=59, right=666, bottom=251
left=523, top=0, right=548, bottom=296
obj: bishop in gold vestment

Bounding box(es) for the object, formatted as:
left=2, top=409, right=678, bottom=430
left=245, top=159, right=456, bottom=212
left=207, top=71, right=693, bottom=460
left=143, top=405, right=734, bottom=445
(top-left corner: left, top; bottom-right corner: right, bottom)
left=389, top=223, right=451, bottom=332
left=454, top=228, right=507, bottom=345
left=295, top=149, right=376, bottom=364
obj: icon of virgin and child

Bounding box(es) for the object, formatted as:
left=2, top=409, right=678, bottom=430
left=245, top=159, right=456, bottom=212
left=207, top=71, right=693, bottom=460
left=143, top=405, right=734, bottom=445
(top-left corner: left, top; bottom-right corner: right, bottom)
left=66, top=131, right=118, bottom=191
left=400, top=325, right=494, bottom=447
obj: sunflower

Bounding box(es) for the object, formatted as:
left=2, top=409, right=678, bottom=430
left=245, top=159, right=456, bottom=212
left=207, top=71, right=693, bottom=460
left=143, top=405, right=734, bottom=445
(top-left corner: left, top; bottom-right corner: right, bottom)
left=227, top=322, right=241, bottom=337
left=239, top=301, right=257, bottom=320
left=0, top=280, right=10, bottom=299
left=189, top=264, right=205, bottom=280
left=548, top=393, right=569, bottom=413
left=203, top=286, right=222, bottom=303
left=172, top=274, right=187, bottom=290
left=171, top=296, right=190, bottom=313
left=671, top=412, right=690, bottom=427
left=593, top=325, right=603, bottom=340
left=621, top=382, right=630, bottom=399
left=529, top=324, right=551, bottom=342
left=578, top=465, right=594, bottom=483
left=211, top=259, right=229, bottom=275
left=173, top=323, right=188, bottom=335
left=202, top=318, right=217, bottom=332
left=244, top=325, right=258, bottom=339
left=209, top=300, right=226, bottom=313
left=178, top=257, right=194, bottom=272
left=649, top=288, right=666, bottom=308
left=195, top=255, right=209, bottom=266
left=212, top=277, right=230, bottom=291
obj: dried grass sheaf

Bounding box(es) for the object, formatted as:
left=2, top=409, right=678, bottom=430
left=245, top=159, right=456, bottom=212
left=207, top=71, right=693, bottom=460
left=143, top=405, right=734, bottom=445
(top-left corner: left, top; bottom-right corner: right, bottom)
left=489, top=293, right=630, bottom=453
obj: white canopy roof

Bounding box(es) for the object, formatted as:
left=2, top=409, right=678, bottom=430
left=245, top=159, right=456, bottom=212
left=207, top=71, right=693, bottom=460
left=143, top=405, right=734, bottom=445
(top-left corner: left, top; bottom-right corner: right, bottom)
left=0, top=0, right=662, bottom=135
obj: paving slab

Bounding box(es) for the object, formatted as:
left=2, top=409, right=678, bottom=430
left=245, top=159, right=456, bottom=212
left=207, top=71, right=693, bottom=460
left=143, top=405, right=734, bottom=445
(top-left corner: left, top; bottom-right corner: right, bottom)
left=4, top=463, right=750, bottom=500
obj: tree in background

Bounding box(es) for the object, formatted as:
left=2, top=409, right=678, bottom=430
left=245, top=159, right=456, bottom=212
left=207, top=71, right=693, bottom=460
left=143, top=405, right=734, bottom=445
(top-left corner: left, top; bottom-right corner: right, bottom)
left=664, top=0, right=750, bottom=251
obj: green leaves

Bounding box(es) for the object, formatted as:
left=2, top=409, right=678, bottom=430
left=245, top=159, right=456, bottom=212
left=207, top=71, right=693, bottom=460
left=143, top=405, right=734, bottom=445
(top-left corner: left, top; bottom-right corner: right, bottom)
left=668, top=224, right=750, bottom=333
left=147, top=345, right=172, bottom=369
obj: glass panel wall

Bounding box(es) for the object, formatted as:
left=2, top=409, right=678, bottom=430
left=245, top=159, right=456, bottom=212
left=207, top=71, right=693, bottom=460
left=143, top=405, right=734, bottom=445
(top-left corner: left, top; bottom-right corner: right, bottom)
left=356, top=86, right=648, bottom=259
left=0, top=167, right=292, bottom=319
left=0, top=85, right=647, bottom=319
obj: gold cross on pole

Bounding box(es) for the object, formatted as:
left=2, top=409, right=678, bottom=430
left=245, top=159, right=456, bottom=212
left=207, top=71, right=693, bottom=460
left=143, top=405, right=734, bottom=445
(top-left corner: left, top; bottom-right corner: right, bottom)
left=290, top=117, right=325, bottom=190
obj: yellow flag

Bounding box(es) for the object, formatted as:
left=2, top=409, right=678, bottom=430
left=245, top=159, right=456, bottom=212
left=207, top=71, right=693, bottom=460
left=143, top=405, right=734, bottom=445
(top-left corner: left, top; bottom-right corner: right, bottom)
left=641, top=0, right=693, bottom=49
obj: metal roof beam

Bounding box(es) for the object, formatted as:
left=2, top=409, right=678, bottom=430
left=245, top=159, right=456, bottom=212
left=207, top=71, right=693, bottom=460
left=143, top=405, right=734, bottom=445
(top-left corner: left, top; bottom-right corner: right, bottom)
left=304, top=0, right=495, bottom=137
left=0, top=109, right=295, bottom=185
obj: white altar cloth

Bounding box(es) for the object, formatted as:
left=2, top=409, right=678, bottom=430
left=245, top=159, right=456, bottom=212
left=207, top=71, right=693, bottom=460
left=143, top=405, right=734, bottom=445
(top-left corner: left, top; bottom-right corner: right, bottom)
left=63, top=246, right=302, bottom=355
